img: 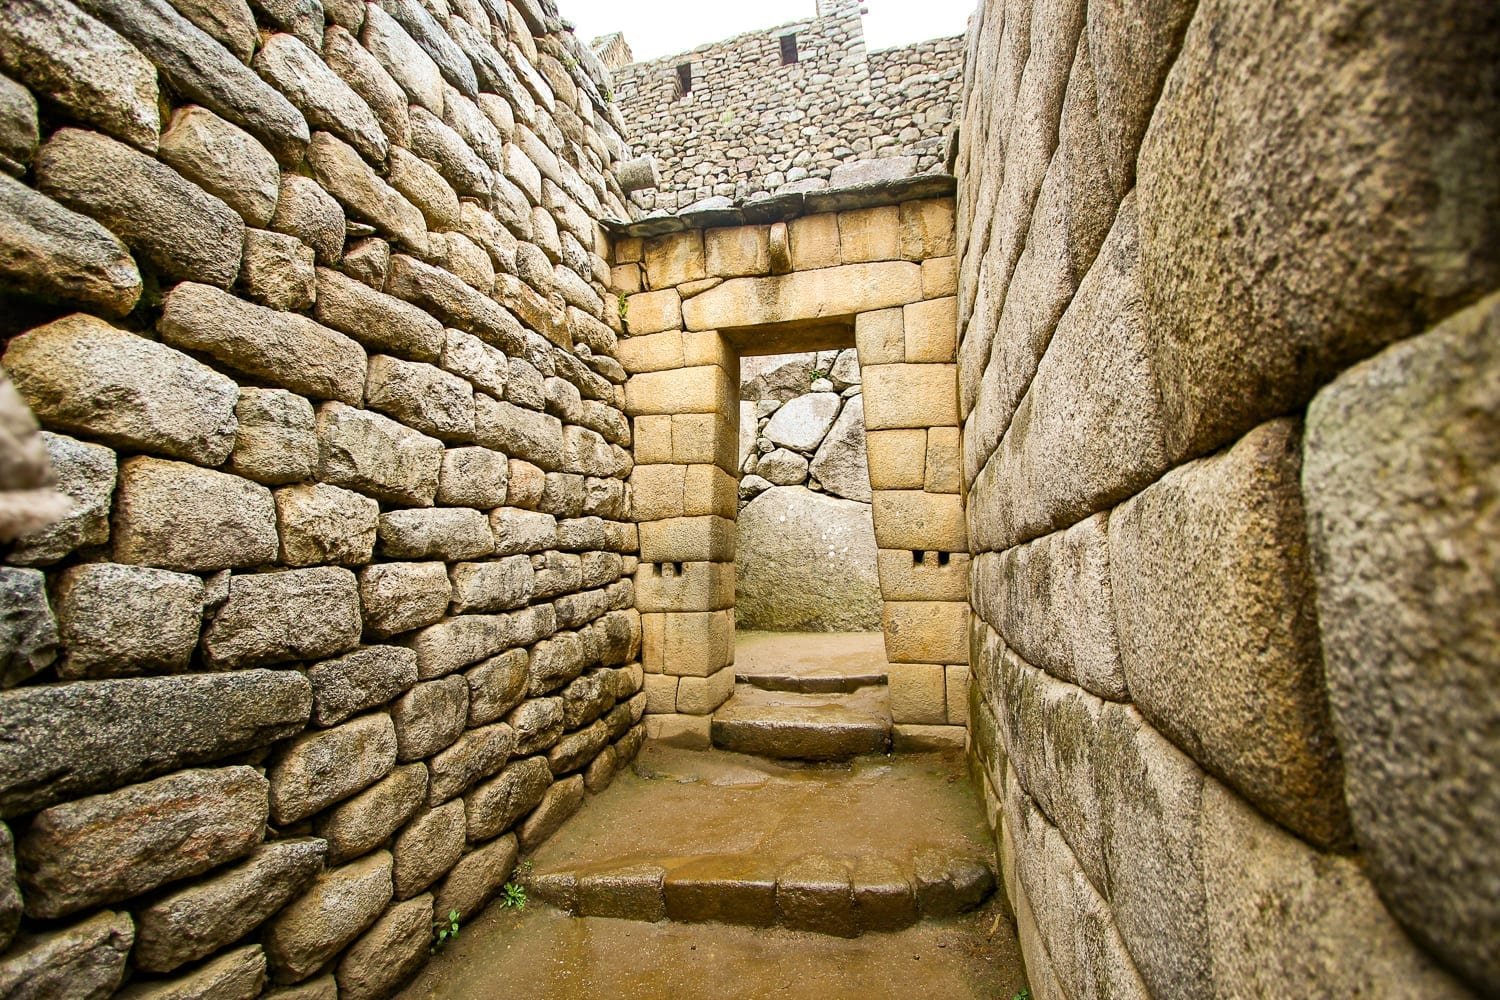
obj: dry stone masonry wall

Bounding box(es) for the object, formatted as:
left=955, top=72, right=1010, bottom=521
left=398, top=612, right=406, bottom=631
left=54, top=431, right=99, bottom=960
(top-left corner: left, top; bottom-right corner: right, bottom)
left=609, top=0, right=964, bottom=213
left=612, top=196, right=969, bottom=750
left=955, top=0, right=1500, bottom=995
left=735, top=349, right=881, bottom=633
left=0, top=0, right=652, bottom=996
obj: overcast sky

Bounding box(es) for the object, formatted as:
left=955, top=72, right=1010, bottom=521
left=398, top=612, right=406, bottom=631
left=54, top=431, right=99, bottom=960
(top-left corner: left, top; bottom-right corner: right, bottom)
left=558, top=0, right=975, bottom=62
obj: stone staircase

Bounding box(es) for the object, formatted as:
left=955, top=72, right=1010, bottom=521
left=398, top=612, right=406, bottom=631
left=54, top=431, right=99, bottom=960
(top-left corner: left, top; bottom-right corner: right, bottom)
left=521, top=744, right=995, bottom=938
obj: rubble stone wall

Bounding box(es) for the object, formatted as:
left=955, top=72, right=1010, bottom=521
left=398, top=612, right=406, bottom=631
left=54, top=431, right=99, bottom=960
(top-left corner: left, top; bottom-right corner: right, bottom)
left=612, top=198, right=969, bottom=749
left=954, top=0, right=1500, bottom=995
left=610, top=0, right=964, bottom=213
left=0, top=0, right=650, bottom=996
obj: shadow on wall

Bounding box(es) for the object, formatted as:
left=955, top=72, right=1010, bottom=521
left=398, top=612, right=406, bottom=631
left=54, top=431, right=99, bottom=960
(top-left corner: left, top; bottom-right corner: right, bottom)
left=735, top=349, right=880, bottom=630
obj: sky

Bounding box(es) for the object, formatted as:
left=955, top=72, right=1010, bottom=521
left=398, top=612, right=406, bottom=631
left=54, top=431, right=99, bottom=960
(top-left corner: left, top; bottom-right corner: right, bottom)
left=557, top=0, right=975, bottom=62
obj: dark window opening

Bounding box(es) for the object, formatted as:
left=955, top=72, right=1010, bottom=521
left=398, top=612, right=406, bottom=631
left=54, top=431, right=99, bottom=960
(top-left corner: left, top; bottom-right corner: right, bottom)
left=780, top=34, right=799, bottom=65
left=675, top=62, right=693, bottom=97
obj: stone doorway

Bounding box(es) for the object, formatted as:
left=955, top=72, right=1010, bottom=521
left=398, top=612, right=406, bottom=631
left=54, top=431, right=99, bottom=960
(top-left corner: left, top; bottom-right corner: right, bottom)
left=613, top=194, right=970, bottom=750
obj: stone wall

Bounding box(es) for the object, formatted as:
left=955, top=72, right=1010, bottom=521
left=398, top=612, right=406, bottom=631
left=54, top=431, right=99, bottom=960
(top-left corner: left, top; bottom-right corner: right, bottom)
left=954, top=0, right=1500, bottom=996
left=735, top=350, right=880, bottom=632
left=609, top=0, right=963, bottom=213
left=612, top=196, right=969, bottom=748
left=0, top=0, right=649, bottom=996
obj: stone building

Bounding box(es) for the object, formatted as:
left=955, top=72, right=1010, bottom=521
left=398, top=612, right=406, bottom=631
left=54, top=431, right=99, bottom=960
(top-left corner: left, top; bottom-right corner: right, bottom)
left=0, top=0, right=1495, bottom=997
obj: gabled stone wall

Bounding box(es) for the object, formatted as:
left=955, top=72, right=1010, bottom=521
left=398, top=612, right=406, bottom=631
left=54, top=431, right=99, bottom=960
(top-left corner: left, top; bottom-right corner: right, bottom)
left=0, top=0, right=649, bottom=996
left=609, top=0, right=963, bottom=213
left=955, top=0, right=1500, bottom=995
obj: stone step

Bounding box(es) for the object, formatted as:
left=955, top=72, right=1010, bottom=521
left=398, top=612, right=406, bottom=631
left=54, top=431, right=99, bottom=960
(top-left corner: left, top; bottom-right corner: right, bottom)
left=710, top=684, right=891, bottom=760
left=736, top=669, right=886, bottom=694
left=519, top=746, right=996, bottom=939
left=732, top=629, right=890, bottom=694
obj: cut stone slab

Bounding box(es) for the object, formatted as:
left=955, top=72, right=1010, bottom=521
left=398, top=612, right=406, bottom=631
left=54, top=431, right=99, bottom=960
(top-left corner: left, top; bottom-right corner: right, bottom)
left=711, top=686, right=891, bottom=762
left=0, top=669, right=310, bottom=818
left=17, top=766, right=268, bottom=919
left=733, top=631, right=889, bottom=694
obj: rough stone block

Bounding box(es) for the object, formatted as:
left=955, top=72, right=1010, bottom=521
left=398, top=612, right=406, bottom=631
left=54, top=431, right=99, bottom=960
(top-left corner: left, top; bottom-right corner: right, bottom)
left=306, top=131, right=425, bottom=250
left=0, top=566, right=57, bottom=689
left=315, top=766, right=426, bottom=865
left=323, top=23, right=408, bottom=151
left=1110, top=418, right=1348, bottom=849
left=115, top=944, right=266, bottom=1000
left=113, top=457, right=278, bottom=572
left=360, top=3, right=442, bottom=114
left=358, top=562, right=450, bottom=638
left=0, top=910, right=133, bottom=999
left=465, top=649, right=529, bottom=725
left=871, top=490, right=966, bottom=551
left=334, top=893, right=430, bottom=1000
left=7, top=433, right=113, bottom=567
left=263, top=852, right=393, bottom=984
left=0, top=670, right=310, bottom=818
left=434, top=834, right=516, bottom=921
left=308, top=646, right=419, bottom=727
left=271, top=174, right=343, bottom=265
left=0, top=172, right=141, bottom=317
left=393, top=801, right=465, bottom=898
left=473, top=396, right=564, bottom=469
left=239, top=227, right=316, bottom=310
left=0, top=822, right=15, bottom=951
left=225, top=389, right=317, bottom=487
left=54, top=563, right=203, bottom=678
left=388, top=254, right=525, bottom=353
left=133, top=839, right=326, bottom=975
left=314, top=266, right=444, bottom=363
left=275, top=482, right=381, bottom=569
left=883, top=602, right=968, bottom=665
left=253, top=32, right=387, bottom=163
left=1302, top=290, right=1500, bottom=988
left=268, top=713, right=397, bottom=824
left=1136, top=0, right=1500, bottom=463
left=464, top=755, right=551, bottom=840
left=159, top=105, right=279, bottom=226
left=428, top=724, right=515, bottom=805
left=204, top=567, right=362, bottom=669
left=17, top=766, right=268, bottom=919
left=437, top=446, right=509, bottom=509
left=160, top=281, right=366, bottom=405
left=449, top=556, right=534, bottom=614
left=4, top=313, right=239, bottom=465
left=392, top=675, right=469, bottom=761
left=317, top=402, right=442, bottom=506
left=0, top=0, right=159, bottom=150
left=862, top=364, right=958, bottom=429
left=490, top=507, right=558, bottom=555
left=366, top=355, right=475, bottom=442
left=38, top=128, right=244, bottom=287
left=378, top=508, right=494, bottom=561
left=517, top=773, right=583, bottom=850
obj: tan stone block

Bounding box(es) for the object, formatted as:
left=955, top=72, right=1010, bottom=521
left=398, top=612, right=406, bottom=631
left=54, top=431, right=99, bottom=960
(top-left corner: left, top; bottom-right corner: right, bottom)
left=681, top=262, right=921, bottom=331
left=899, top=199, right=956, bottom=261
left=643, top=231, right=704, bottom=289
left=892, top=724, right=966, bottom=752
left=705, top=226, right=771, bottom=277
left=634, top=415, right=673, bottom=464
left=676, top=665, right=735, bottom=715
left=644, top=713, right=710, bottom=749
left=670, top=412, right=737, bottom=473
left=862, top=365, right=958, bottom=429
left=616, top=331, right=685, bottom=375
left=921, top=256, right=957, bottom=298
left=683, top=464, right=737, bottom=518
left=681, top=331, right=735, bottom=372
left=866, top=429, right=927, bottom=489
left=838, top=205, right=901, bottom=264
left=624, top=289, right=681, bottom=335
left=887, top=662, right=947, bottom=724
left=945, top=666, right=969, bottom=725
left=641, top=613, right=664, bottom=672
left=855, top=308, right=905, bottom=365
left=629, top=464, right=686, bottom=521
left=609, top=264, right=640, bottom=295
left=613, top=236, right=642, bottom=264
left=876, top=549, right=970, bottom=602
left=643, top=673, right=678, bottom=714
left=638, top=516, right=735, bottom=563
left=925, top=426, right=961, bottom=494
left=634, top=560, right=735, bottom=612
left=788, top=213, right=840, bottom=270
left=883, top=601, right=968, bottom=665
left=624, top=365, right=735, bottom=416
left=661, top=609, right=735, bottom=678
left=678, top=277, right=724, bottom=299
left=872, top=490, right=966, bottom=550
left=904, top=297, right=957, bottom=363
